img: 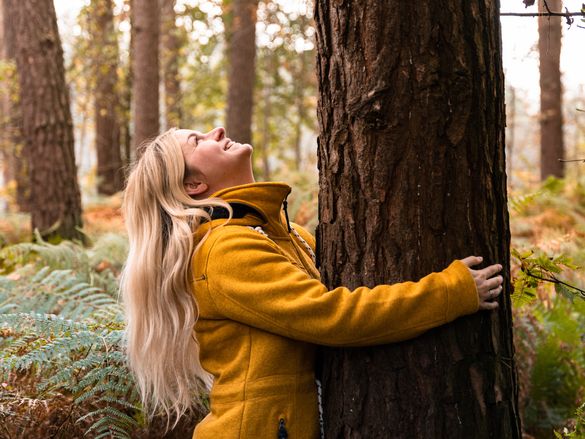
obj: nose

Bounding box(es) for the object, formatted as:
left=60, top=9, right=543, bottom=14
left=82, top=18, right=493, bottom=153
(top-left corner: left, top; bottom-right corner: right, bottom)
left=206, top=127, right=225, bottom=141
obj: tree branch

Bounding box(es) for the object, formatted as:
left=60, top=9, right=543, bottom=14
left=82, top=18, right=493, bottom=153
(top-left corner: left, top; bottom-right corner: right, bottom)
left=500, top=11, right=583, bottom=16
left=525, top=269, right=585, bottom=298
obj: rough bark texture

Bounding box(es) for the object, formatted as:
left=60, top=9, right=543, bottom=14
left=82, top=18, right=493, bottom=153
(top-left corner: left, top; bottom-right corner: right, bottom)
left=314, top=1, right=521, bottom=438
left=92, top=0, right=123, bottom=195
left=538, top=0, right=564, bottom=180
left=132, top=0, right=159, bottom=153
left=161, top=0, right=182, bottom=129
left=225, top=0, right=258, bottom=144
left=4, top=0, right=83, bottom=241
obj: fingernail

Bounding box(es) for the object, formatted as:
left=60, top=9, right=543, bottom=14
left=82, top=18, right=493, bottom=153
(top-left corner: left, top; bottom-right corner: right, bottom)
left=478, top=256, right=483, bottom=261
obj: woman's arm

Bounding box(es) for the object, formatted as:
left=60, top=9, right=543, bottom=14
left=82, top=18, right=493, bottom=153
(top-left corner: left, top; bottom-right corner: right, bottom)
left=201, top=227, right=487, bottom=347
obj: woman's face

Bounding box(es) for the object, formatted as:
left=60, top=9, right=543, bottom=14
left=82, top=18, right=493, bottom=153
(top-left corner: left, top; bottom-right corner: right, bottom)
left=175, top=127, right=255, bottom=198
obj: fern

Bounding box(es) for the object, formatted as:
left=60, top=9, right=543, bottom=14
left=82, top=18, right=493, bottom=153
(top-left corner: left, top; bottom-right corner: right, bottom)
left=0, top=233, right=146, bottom=438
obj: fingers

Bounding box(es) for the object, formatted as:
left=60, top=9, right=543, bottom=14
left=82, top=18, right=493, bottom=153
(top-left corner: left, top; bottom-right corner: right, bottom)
left=479, top=299, right=499, bottom=311
left=460, top=256, right=504, bottom=312
left=479, top=284, right=503, bottom=302
left=485, top=275, right=503, bottom=291
left=461, top=256, right=483, bottom=268
left=476, top=263, right=503, bottom=279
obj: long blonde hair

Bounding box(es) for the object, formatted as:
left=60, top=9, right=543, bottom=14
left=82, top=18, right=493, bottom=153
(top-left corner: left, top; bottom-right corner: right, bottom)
left=120, top=129, right=230, bottom=424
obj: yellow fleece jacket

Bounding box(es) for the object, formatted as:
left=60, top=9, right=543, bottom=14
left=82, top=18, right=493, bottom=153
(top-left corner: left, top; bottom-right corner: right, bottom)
left=191, top=182, right=479, bottom=439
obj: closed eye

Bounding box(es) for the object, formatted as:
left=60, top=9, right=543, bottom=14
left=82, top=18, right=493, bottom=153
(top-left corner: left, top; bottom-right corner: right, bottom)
left=188, top=133, right=199, bottom=146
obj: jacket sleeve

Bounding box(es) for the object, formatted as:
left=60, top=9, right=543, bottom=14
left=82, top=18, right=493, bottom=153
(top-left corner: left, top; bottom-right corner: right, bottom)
left=203, top=227, right=479, bottom=347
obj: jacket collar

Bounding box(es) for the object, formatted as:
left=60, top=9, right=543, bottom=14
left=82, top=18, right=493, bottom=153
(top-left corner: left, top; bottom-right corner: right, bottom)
left=205, top=182, right=292, bottom=236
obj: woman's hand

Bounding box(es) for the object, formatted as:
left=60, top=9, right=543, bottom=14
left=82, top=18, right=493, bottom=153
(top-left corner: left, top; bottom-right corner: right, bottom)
left=461, top=256, right=503, bottom=311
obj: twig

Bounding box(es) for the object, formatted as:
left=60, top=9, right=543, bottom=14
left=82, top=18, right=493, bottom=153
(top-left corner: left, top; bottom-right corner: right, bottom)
left=525, top=269, right=585, bottom=298
left=559, top=158, right=585, bottom=163
left=500, top=11, right=584, bottom=16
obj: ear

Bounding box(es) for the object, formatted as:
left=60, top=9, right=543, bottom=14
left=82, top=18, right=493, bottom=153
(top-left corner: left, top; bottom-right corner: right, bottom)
left=183, top=176, right=209, bottom=197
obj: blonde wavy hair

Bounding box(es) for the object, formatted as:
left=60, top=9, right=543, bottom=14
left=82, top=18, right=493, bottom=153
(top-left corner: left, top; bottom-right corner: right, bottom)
left=120, top=128, right=230, bottom=424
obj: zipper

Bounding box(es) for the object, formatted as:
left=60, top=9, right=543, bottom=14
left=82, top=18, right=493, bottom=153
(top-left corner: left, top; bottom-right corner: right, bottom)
left=282, top=199, right=292, bottom=232
left=278, top=418, right=288, bottom=438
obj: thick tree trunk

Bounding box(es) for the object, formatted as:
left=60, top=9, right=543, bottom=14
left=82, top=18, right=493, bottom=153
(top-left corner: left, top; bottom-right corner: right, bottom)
left=225, top=0, right=258, bottom=144
left=132, top=0, right=159, bottom=152
left=4, top=0, right=83, bottom=241
left=538, top=0, right=564, bottom=180
left=92, top=0, right=123, bottom=195
left=315, top=1, right=521, bottom=438
left=161, top=0, right=182, bottom=130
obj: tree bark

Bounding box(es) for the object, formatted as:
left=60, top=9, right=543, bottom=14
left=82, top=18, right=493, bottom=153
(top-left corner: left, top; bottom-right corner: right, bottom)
left=314, top=1, right=521, bottom=438
left=4, top=0, right=83, bottom=241
left=160, top=0, right=182, bottom=130
left=0, top=0, right=29, bottom=212
left=225, top=0, right=258, bottom=144
left=538, top=0, right=564, bottom=180
left=132, top=0, right=159, bottom=153
left=91, top=0, right=123, bottom=195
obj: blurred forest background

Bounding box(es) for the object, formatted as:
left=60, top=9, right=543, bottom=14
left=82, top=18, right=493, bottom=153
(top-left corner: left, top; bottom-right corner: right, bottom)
left=0, top=0, right=584, bottom=438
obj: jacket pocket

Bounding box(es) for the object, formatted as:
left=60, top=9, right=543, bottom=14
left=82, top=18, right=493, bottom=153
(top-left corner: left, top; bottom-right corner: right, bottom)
left=278, top=418, right=288, bottom=438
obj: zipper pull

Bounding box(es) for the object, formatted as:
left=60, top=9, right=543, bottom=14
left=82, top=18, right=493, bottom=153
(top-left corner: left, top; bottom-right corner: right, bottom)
left=282, top=199, right=292, bottom=232
left=278, top=418, right=288, bottom=438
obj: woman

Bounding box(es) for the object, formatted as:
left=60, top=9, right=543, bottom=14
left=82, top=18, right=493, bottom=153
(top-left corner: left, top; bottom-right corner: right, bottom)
left=121, top=127, right=503, bottom=438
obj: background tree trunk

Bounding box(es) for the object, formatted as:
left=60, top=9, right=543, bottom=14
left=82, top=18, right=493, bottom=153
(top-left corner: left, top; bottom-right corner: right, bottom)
left=161, top=0, right=182, bottom=130
left=4, top=0, right=83, bottom=241
left=0, top=0, right=29, bottom=212
left=91, top=0, right=123, bottom=195
left=132, top=0, right=159, bottom=153
left=225, top=0, right=258, bottom=144
left=538, top=0, right=564, bottom=180
left=292, top=49, right=307, bottom=171
left=314, top=1, right=521, bottom=438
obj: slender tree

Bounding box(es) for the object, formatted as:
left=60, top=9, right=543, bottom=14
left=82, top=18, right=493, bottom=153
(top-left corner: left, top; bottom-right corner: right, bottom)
left=0, top=0, right=29, bottom=212
left=91, top=0, right=124, bottom=195
left=161, top=0, right=182, bottom=130
left=3, top=0, right=83, bottom=241
left=538, top=0, right=564, bottom=179
left=132, top=0, right=159, bottom=152
left=314, top=1, right=521, bottom=437
left=225, top=0, right=258, bottom=144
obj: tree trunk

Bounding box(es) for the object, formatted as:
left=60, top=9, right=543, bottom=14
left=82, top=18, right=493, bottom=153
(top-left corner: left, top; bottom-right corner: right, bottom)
left=506, top=85, right=516, bottom=189
left=91, top=0, right=123, bottom=195
left=4, top=0, right=83, bottom=242
left=161, top=0, right=182, bottom=130
left=121, top=0, right=133, bottom=167
left=538, top=0, right=564, bottom=180
left=0, top=0, right=29, bottom=212
left=225, top=0, right=258, bottom=144
left=132, top=0, right=159, bottom=152
left=260, top=81, right=271, bottom=181
left=292, top=50, right=307, bottom=171
left=314, top=1, right=521, bottom=438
